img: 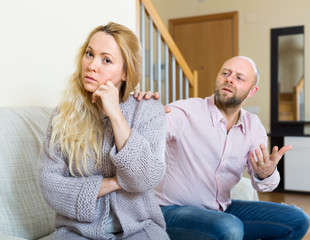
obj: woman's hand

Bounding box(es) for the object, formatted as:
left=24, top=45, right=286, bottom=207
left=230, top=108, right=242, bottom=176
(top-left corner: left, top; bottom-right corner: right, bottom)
left=249, top=144, right=292, bottom=180
left=97, top=176, right=122, bottom=198
left=92, top=81, right=121, bottom=119
left=92, top=81, right=131, bottom=151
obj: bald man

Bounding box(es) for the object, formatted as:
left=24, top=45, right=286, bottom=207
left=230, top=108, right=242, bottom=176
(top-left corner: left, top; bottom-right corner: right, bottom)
left=135, top=56, right=309, bottom=240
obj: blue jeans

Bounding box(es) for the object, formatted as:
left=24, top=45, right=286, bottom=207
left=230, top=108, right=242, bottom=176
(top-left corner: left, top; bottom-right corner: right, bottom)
left=161, top=200, right=310, bottom=240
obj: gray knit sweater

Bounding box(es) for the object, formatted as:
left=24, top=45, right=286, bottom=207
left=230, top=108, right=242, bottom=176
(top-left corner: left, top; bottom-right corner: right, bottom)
left=39, top=96, right=169, bottom=240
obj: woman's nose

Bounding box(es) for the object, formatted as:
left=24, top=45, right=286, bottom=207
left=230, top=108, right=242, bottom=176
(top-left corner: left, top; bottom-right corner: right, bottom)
left=88, top=58, right=100, bottom=71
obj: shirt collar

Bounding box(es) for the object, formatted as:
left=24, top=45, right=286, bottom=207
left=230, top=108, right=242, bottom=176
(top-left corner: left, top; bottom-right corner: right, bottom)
left=236, top=109, right=246, bottom=135
left=208, top=95, right=246, bottom=135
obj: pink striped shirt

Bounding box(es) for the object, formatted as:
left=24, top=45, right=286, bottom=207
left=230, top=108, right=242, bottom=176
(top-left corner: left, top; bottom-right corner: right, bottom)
left=155, top=96, right=280, bottom=211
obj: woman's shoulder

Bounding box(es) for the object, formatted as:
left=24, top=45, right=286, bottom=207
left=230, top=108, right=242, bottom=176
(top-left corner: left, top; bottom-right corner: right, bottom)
left=51, top=106, right=59, bottom=116
left=46, top=107, right=60, bottom=126
left=123, top=94, right=164, bottom=114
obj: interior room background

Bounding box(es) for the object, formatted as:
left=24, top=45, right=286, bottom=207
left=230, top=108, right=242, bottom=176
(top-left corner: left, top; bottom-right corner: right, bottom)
left=1, top=0, right=310, bottom=134
left=0, top=0, right=136, bottom=108
left=153, top=0, right=310, bottom=134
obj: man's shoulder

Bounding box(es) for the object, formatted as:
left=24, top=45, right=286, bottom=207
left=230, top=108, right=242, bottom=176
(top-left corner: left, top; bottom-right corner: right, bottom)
left=241, top=108, right=265, bottom=130
left=242, top=108, right=261, bottom=121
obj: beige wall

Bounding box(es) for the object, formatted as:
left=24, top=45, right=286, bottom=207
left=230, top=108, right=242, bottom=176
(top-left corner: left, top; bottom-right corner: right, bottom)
left=152, top=0, right=310, bottom=133
left=0, top=0, right=136, bottom=108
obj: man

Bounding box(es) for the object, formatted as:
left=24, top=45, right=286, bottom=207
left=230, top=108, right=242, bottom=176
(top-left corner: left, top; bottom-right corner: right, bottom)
left=134, top=56, right=309, bottom=239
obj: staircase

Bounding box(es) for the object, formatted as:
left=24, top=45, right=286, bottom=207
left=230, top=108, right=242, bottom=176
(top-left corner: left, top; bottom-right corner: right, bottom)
left=138, top=0, right=198, bottom=105
left=278, top=76, right=304, bottom=121
left=278, top=93, right=294, bottom=121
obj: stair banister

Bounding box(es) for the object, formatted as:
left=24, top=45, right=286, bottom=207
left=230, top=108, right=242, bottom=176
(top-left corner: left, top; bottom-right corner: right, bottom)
left=139, top=0, right=198, bottom=104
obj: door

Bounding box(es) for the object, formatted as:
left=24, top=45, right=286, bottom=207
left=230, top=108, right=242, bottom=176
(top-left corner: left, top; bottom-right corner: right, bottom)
left=169, top=12, right=238, bottom=98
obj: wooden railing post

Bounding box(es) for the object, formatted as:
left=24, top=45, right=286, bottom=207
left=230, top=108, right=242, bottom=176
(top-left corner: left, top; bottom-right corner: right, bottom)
left=139, top=0, right=198, bottom=100
left=193, top=70, right=199, bottom=98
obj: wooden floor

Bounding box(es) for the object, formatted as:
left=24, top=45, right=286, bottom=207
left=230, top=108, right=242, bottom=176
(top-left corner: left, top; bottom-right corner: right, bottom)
left=258, top=191, right=310, bottom=240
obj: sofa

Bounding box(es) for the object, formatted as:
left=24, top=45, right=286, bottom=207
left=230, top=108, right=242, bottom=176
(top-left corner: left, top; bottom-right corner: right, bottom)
left=0, top=107, right=258, bottom=240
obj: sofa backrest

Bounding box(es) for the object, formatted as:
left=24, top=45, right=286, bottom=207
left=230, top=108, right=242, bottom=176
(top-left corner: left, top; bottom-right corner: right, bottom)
left=0, top=107, right=55, bottom=239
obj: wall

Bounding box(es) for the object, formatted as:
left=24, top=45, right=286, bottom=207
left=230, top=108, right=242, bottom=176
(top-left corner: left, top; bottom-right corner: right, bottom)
left=152, top=0, right=310, bottom=133
left=0, top=0, right=136, bottom=107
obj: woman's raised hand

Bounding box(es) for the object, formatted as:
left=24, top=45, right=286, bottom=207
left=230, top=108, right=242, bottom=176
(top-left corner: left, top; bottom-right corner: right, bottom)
left=92, top=81, right=131, bottom=151
left=92, top=81, right=122, bottom=119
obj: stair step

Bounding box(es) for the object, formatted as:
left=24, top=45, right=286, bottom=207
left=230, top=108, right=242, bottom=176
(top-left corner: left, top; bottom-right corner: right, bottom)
left=279, top=93, right=293, bottom=101
left=279, top=112, right=294, bottom=121
left=279, top=102, right=293, bottom=112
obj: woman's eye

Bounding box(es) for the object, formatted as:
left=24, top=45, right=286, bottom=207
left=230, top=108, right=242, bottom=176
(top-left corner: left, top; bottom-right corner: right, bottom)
left=103, top=58, right=111, bottom=64
left=85, top=51, right=93, bottom=57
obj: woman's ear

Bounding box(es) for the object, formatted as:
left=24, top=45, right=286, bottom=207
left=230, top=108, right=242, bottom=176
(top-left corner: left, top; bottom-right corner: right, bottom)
left=121, top=70, right=127, bottom=81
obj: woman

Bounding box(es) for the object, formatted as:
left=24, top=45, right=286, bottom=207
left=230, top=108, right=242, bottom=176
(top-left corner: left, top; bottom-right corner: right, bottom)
left=39, top=22, right=169, bottom=240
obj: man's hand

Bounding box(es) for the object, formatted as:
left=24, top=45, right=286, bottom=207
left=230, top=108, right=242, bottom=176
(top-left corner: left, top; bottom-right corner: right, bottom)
left=133, top=91, right=160, bottom=101
left=133, top=90, right=171, bottom=113
left=249, top=144, right=292, bottom=180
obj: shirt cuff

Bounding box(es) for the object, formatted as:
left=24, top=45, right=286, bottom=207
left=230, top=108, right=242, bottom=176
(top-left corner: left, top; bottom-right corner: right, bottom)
left=253, top=174, right=262, bottom=182
left=253, top=167, right=278, bottom=182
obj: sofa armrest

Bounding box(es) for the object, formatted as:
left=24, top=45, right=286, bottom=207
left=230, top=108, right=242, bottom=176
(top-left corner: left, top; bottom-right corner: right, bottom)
left=0, top=232, right=27, bottom=240
left=0, top=107, right=55, bottom=239
left=231, top=177, right=259, bottom=201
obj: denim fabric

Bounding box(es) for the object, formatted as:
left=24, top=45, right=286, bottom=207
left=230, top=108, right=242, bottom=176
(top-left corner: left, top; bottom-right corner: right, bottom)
left=161, top=200, right=310, bottom=240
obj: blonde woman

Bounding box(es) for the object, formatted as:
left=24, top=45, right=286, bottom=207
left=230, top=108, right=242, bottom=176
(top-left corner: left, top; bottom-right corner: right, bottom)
left=39, top=22, right=169, bottom=240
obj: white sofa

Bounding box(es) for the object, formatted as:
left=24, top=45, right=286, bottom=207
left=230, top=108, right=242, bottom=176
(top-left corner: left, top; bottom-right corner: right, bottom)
left=0, top=107, right=258, bottom=240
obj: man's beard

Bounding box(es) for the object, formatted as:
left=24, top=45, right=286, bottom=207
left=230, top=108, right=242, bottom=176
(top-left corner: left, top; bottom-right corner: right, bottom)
left=214, top=85, right=250, bottom=109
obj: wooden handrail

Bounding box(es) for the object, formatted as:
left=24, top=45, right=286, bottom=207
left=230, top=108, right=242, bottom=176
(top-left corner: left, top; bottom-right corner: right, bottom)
left=293, top=76, right=304, bottom=121
left=139, top=0, right=198, bottom=97
left=295, top=76, right=304, bottom=96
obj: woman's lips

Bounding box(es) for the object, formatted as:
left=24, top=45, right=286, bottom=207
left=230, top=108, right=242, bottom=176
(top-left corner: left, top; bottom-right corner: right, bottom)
left=85, top=75, right=96, bottom=82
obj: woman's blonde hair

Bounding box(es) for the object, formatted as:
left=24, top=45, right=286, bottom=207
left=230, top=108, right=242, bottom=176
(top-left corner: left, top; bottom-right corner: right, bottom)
left=50, top=22, right=142, bottom=176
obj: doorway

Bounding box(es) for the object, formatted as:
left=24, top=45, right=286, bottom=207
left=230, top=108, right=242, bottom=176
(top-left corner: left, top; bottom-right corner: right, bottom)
left=169, top=11, right=238, bottom=98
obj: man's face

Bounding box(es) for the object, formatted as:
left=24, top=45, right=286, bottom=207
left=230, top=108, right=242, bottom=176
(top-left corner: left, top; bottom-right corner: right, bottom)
left=214, top=57, right=258, bottom=109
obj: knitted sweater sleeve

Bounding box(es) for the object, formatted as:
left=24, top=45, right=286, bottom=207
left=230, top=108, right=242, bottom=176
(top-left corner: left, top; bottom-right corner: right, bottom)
left=110, top=99, right=166, bottom=193
left=39, top=109, right=103, bottom=223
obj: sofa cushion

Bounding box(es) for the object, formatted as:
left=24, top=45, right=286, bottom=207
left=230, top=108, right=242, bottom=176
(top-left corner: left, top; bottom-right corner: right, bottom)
left=231, top=176, right=259, bottom=201
left=0, top=107, right=55, bottom=239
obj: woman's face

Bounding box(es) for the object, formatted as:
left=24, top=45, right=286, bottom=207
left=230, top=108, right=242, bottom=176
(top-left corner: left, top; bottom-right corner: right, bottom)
left=81, top=31, right=126, bottom=93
